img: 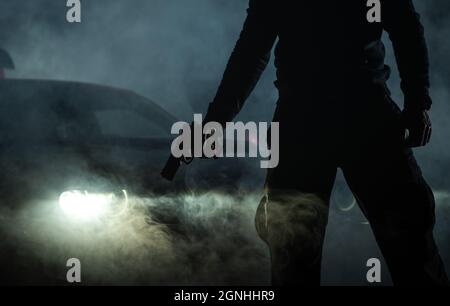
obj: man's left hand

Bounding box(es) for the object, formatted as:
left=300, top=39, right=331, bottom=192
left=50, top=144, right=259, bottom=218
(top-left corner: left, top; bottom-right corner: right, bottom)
left=402, top=109, right=432, bottom=148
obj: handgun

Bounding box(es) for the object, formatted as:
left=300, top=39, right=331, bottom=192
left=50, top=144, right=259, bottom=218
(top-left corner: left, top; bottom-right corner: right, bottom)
left=161, top=154, right=193, bottom=181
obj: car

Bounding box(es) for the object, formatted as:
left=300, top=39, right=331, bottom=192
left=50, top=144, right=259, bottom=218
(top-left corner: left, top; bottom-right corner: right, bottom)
left=0, top=78, right=265, bottom=284
left=0, top=79, right=188, bottom=282
left=0, top=79, right=190, bottom=203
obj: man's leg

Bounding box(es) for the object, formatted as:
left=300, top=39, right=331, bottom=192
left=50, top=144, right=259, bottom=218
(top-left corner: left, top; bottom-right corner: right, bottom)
left=255, top=187, right=333, bottom=286
left=344, top=147, right=448, bottom=285
left=341, top=89, right=448, bottom=286
left=254, top=108, right=337, bottom=286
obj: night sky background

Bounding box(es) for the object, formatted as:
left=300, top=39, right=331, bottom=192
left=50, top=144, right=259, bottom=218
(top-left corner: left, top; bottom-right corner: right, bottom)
left=0, top=0, right=449, bottom=285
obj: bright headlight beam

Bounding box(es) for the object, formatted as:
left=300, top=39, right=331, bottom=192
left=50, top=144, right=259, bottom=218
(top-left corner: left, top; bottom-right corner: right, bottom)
left=59, top=190, right=111, bottom=221
left=58, top=189, right=129, bottom=222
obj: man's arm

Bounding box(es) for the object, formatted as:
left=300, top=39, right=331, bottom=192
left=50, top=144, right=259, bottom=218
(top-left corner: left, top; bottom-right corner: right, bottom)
left=204, top=0, right=277, bottom=125
left=382, top=0, right=432, bottom=147
left=382, top=0, right=431, bottom=111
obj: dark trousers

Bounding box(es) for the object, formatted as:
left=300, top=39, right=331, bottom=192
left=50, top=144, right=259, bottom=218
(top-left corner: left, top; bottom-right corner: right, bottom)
left=255, top=85, right=449, bottom=286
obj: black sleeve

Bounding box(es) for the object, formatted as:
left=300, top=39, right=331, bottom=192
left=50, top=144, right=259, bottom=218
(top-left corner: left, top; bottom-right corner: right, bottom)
left=382, top=0, right=432, bottom=110
left=204, top=0, right=278, bottom=125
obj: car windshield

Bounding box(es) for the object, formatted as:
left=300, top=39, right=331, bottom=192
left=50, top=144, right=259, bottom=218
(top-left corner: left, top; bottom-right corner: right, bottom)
left=94, top=109, right=168, bottom=139
left=0, top=104, right=170, bottom=145
left=0, top=81, right=174, bottom=146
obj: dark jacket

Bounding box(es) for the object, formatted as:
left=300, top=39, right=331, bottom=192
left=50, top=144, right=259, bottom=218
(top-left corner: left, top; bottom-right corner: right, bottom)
left=205, top=0, right=431, bottom=124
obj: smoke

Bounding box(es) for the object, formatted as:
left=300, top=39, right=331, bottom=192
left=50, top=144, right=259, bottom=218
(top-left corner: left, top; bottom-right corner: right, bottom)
left=0, top=192, right=270, bottom=285
left=0, top=0, right=277, bottom=122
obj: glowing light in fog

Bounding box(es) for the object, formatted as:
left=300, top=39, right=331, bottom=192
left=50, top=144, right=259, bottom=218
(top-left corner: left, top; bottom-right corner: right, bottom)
left=59, top=191, right=111, bottom=221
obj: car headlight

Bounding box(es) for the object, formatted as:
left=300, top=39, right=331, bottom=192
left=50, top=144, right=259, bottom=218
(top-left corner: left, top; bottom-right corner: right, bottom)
left=59, top=190, right=128, bottom=221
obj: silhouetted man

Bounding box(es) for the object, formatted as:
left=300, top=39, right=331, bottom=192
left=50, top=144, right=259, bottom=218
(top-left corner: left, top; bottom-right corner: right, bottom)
left=203, top=1, right=448, bottom=286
